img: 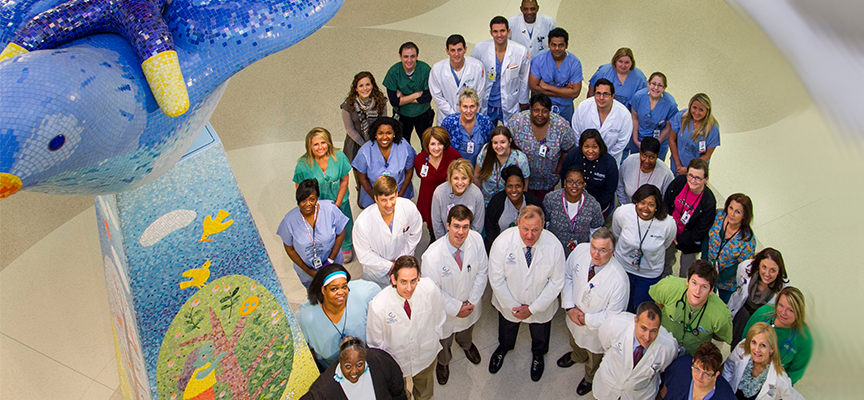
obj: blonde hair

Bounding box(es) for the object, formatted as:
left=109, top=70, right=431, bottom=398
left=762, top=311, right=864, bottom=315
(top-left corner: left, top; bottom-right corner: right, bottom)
left=680, top=93, right=718, bottom=142
left=775, top=287, right=807, bottom=330
left=458, top=88, right=480, bottom=107
left=300, top=127, right=336, bottom=165
left=741, top=322, right=785, bottom=376
left=421, top=127, right=451, bottom=153
left=447, top=158, right=473, bottom=187
left=611, top=47, right=635, bottom=70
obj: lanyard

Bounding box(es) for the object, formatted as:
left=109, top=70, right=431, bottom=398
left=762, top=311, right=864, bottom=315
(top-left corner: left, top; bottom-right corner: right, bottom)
left=303, top=204, right=320, bottom=259
left=681, top=184, right=703, bottom=213
left=635, top=208, right=654, bottom=254
left=711, top=221, right=739, bottom=264
left=637, top=167, right=655, bottom=189
left=562, top=191, right=585, bottom=232
left=450, top=65, right=461, bottom=87
left=326, top=303, right=349, bottom=341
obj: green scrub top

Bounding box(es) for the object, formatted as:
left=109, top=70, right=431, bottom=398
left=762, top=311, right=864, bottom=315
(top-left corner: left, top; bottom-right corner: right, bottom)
left=744, top=304, right=813, bottom=384
left=382, top=61, right=431, bottom=117
left=649, top=276, right=733, bottom=355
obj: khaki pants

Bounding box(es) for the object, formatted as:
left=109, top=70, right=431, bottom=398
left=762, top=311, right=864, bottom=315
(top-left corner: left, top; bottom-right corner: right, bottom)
left=663, top=246, right=698, bottom=278
left=404, top=360, right=436, bottom=400
left=569, top=334, right=603, bottom=383
left=437, top=325, right=475, bottom=365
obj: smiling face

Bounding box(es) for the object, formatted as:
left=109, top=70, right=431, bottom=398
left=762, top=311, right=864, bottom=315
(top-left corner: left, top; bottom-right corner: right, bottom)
left=687, top=273, right=712, bottom=309
left=450, top=170, right=470, bottom=196
left=518, top=214, right=543, bottom=247
left=505, top=175, right=524, bottom=204
left=563, top=170, right=585, bottom=201
left=530, top=101, right=550, bottom=127
left=375, top=192, right=398, bottom=218
left=491, top=133, right=512, bottom=156
left=447, top=43, right=466, bottom=65
left=690, top=100, right=707, bottom=122
left=491, top=23, right=510, bottom=46
left=548, top=37, right=567, bottom=60
left=400, top=47, right=417, bottom=72
left=639, top=151, right=658, bottom=173
left=686, top=167, right=707, bottom=193
left=390, top=267, right=420, bottom=299
left=691, top=360, right=719, bottom=389
left=299, top=193, right=318, bottom=217
left=447, top=217, right=471, bottom=248
left=634, top=313, right=661, bottom=348
left=648, top=76, right=666, bottom=99
left=581, top=138, right=600, bottom=161
left=774, top=294, right=797, bottom=328
left=375, top=124, right=395, bottom=149
left=635, top=195, right=657, bottom=221
left=356, top=76, right=373, bottom=100
left=311, top=135, right=329, bottom=159
left=593, top=83, right=613, bottom=110
left=615, top=56, right=632, bottom=74
left=428, top=136, right=444, bottom=158
left=759, top=258, right=780, bottom=287
left=321, top=277, right=349, bottom=308
left=520, top=0, right=539, bottom=23
left=459, top=97, right=478, bottom=122
left=340, top=349, right=366, bottom=384
left=725, top=200, right=745, bottom=226
left=749, top=332, right=773, bottom=366
left=589, top=237, right=614, bottom=266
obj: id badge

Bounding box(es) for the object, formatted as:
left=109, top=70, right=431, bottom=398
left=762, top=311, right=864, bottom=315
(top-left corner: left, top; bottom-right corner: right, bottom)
left=633, top=249, right=643, bottom=268
left=312, top=257, right=323, bottom=270
left=420, top=164, right=429, bottom=177
left=680, top=210, right=691, bottom=224
left=698, top=140, right=707, bottom=153
left=581, top=287, right=593, bottom=306
left=466, top=141, right=475, bottom=154
left=382, top=170, right=391, bottom=177
left=538, top=144, right=548, bottom=157
left=653, top=128, right=661, bottom=139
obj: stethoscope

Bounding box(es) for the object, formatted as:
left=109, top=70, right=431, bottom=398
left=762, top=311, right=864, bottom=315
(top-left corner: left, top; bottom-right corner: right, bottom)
left=766, top=317, right=797, bottom=360
left=673, top=289, right=706, bottom=338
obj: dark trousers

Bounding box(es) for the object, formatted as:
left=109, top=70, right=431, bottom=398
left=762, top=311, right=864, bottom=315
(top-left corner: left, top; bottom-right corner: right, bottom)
left=397, top=108, right=434, bottom=144
left=626, top=272, right=663, bottom=313
left=497, top=312, right=552, bottom=356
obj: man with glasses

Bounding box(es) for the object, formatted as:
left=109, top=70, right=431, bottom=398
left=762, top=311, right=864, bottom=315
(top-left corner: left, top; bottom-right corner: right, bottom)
left=557, top=227, right=630, bottom=396
left=660, top=342, right=736, bottom=400
left=571, top=78, right=634, bottom=163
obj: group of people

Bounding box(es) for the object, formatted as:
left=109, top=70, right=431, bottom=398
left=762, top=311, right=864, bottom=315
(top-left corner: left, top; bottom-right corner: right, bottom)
left=277, top=2, right=811, bottom=399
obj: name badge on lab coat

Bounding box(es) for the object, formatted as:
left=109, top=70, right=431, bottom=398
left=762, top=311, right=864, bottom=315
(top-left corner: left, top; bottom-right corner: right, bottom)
left=698, top=140, right=707, bottom=153
left=538, top=144, right=548, bottom=157
left=466, top=142, right=475, bottom=154
left=420, top=164, right=429, bottom=177
left=487, top=70, right=495, bottom=80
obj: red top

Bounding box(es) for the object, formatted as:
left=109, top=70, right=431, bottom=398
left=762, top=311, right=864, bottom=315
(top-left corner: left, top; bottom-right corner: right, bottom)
left=414, top=147, right=462, bottom=224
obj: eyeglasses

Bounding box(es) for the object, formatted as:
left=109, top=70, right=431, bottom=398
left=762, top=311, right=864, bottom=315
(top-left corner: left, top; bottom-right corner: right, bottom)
left=594, top=92, right=612, bottom=98
left=590, top=246, right=611, bottom=255
left=691, top=365, right=716, bottom=379
left=686, top=173, right=705, bottom=183
left=648, top=82, right=666, bottom=88
left=564, top=180, right=586, bottom=187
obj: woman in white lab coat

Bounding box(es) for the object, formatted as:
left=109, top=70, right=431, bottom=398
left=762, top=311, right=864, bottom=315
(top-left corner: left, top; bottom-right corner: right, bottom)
left=722, top=322, right=803, bottom=400
left=727, top=248, right=789, bottom=347
left=353, top=176, right=423, bottom=288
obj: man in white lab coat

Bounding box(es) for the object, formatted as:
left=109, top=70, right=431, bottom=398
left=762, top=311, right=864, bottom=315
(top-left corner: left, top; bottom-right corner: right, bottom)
left=488, top=205, right=565, bottom=382
left=508, top=0, right=557, bottom=59
left=367, top=255, right=446, bottom=400
left=557, top=227, right=630, bottom=396
left=429, top=34, right=487, bottom=125
left=421, top=205, right=489, bottom=385
left=572, top=78, right=634, bottom=163
left=354, top=176, right=423, bottom=288
left=471, top=16, right=530, bottom=125
left=594, top=302, right=679, bottom=400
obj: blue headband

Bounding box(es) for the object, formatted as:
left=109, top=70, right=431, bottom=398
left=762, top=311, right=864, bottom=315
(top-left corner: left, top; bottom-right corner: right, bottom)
left=323, top=271, right=348, bottom=286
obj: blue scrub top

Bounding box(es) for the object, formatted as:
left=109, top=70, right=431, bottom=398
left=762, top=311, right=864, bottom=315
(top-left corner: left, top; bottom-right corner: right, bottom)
left=588, top=64, right=647, bottom=109
left=529, top=49, right=583, bottom=108
left=295, top=280, right=382, bottom=367
left=276, top=200, right=349, bottom=268
left=630, top=88, right=678, bottom=140
left=669, top=109, right=720, bottom=173
left=489, top=57, right=504, bottom=107
left=352, top=140, right=416, bottom=207
left=440, top=113, right=494, bottom=166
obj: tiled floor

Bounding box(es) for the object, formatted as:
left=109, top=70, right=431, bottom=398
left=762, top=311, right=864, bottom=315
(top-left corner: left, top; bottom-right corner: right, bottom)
left=2, top=0, right=860, bottom=398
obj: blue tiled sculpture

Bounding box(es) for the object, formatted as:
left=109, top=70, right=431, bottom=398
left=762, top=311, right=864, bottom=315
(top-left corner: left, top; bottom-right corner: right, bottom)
left=0, top=0, right=343, bottom=199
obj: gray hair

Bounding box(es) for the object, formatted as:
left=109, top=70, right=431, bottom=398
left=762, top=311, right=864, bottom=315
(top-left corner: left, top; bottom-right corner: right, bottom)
left=517, top=205, right=545, bottom=226
left=591, top=226, right=616, bottom=247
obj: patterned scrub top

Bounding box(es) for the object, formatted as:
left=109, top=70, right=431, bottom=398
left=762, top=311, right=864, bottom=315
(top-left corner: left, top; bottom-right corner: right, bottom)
left=703, top=210, right=756, bottom=292
left=506, top=111, right=576, bottom=191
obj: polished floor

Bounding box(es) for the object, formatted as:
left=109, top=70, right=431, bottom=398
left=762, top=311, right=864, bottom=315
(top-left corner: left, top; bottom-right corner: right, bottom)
left=1, top=0, right=859, bottom=398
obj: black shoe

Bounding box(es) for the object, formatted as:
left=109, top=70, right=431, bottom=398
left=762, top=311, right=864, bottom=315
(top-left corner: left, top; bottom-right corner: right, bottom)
left=557, top=352, right=576, bottom=368
left=436, top=362, right=449, bottom=385
left=488, top=347, right=507, bottom=374
left=530, top=355, right=545, bottom=382
left=576, top=378, right=593, bottom=396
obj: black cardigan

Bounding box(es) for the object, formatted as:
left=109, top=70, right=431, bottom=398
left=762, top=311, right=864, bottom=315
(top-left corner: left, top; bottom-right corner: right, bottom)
left=663, top=175, right=716, bottom=254
left=301, top=348, right=407, bottom=400
left=484, top=190, right=544, bottom=251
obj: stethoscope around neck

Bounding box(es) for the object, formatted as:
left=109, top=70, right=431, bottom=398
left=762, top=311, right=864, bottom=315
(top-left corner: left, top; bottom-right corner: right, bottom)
left=674, top=289, right=706, bottom=338
left=766, top=317, right=797, bottom=359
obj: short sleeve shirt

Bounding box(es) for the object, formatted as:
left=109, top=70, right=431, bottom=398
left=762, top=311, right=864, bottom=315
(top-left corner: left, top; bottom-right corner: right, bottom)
left=648, top=276, right=733, bottom=355
left=293, top=151, right=352, bottom=203
left=506, top=111, right=575, bottom=190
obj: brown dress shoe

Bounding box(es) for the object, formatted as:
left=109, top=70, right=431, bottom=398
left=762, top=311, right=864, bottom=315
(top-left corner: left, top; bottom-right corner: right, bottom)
left=436, top=362, right=449, bottom=385
left=464, top=343, right=482, bottom=364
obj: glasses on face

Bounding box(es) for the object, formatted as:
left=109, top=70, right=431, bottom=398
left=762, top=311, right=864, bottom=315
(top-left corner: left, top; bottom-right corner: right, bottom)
left=564, top=179, right=585, bottom=187
left=590, top=246, right=611, bottom=255
left=686, top=173, right=705, bottom=183
left=691, top=365, right=715, bottom=379
left=648, top=82, right=665, bottom=88
left=595, top=92, right=612, bottom=98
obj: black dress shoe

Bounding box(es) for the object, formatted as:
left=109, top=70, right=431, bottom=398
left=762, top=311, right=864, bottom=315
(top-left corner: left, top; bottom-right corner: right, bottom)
left=436, top=362, right=449, bottom=385
left=488, top=347, right=507, bottom=374
left=530, top=355, right=545, bottom=382
left=576, top=378, right=593, bottom=396
left=464, top=343, right=482, bottom=364
left=557, top=352, right=576, bottom=368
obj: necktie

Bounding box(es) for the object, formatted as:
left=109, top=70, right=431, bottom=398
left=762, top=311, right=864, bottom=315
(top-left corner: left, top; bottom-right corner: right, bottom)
left=525, top=247, right=533, bottom=268
left=455, top=249, right=463, bottom=270
left=587, top=264, right=596, bottom=282
left=404, top=300, right=412, bottom=319
left=633, top=345, right=644, bottom=368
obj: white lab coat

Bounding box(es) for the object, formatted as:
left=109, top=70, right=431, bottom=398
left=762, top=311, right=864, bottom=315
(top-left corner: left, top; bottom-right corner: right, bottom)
left=594, top=313, right=678, bottom=400
left=366, top=277, right=446, bottom=377
left=354, top=198, right=423, bottom=288
left=488, top=227, right=565, bottom=324
left=722, top=345, right=804, bottom=400
left=429, top=56, right=487, bottom=124
left=572, top=97, right=634, bottom=162
left=471, top=39, right=530, bottom=122
left=421, top=231, right=489, bottom=336
left=507, top=13, right=558, bottom=59
left=561, top=243, right=630, bottom=354
left=727, top=259, right=788, bottom=320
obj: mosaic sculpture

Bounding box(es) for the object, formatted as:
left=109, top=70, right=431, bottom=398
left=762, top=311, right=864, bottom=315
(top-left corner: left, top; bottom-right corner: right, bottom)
left=0, top=0, right=343, bottom=199
left=96, top=126, right=319, bottom=400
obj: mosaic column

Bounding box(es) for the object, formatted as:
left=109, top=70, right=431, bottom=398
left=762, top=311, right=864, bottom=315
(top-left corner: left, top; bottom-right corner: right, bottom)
left=94, top=124, right=317, bottom=400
